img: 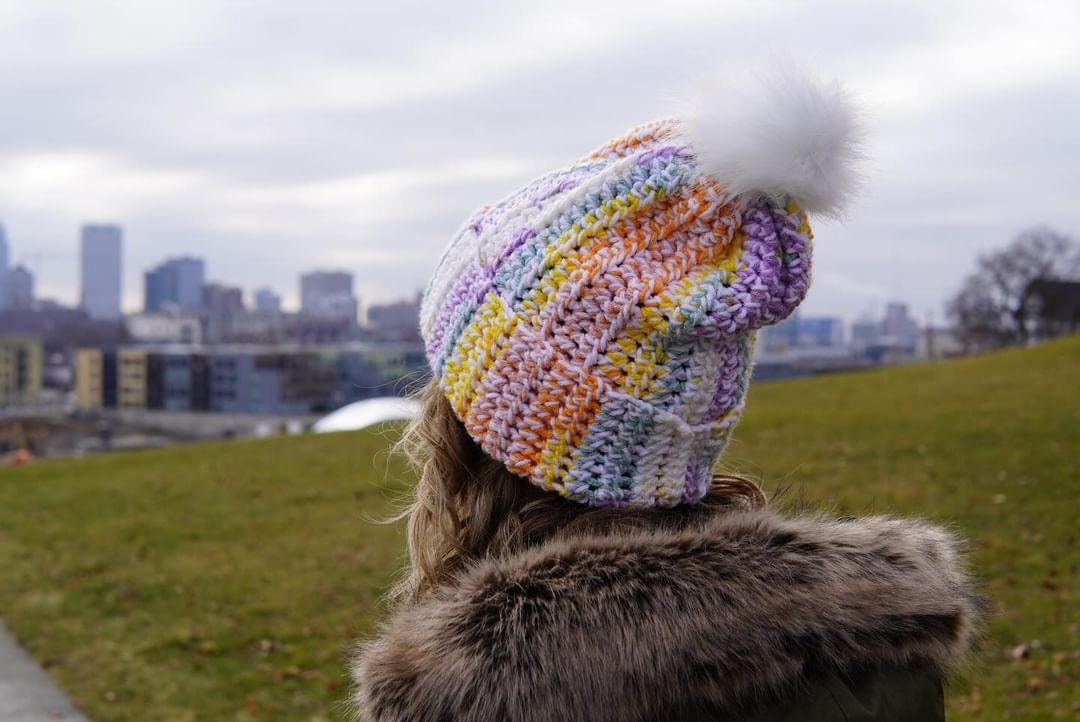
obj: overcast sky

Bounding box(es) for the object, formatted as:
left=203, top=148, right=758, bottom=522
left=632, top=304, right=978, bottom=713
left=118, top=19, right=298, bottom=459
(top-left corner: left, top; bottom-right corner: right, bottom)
left=1, top=0, right=1078, bottom=321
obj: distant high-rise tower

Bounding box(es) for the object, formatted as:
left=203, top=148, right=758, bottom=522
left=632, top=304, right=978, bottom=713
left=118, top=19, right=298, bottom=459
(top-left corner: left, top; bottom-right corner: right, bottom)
left=300, top=271, right=358, bottom=322
left=144, top=256, right=206, bottom=312
left=80, top=224, right=123, bottom=320
left=0, top=223, right=8, bottom=310
left=5, top=266, right=34, bottom=309
left=254, top=287, right=282, bottom=314
left=882, top=301, right=919, bottom=351
left=201, top=282, right=245, bottom=314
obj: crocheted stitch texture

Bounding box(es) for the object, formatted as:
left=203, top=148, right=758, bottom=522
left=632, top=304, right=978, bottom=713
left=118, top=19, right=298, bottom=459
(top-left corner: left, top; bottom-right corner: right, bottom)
left=420, top=119, right=813, bottom=507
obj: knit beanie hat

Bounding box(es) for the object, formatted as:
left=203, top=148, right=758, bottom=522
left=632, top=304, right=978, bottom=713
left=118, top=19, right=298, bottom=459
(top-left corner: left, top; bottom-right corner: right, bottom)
left=419, top=65, right=862, bottom=508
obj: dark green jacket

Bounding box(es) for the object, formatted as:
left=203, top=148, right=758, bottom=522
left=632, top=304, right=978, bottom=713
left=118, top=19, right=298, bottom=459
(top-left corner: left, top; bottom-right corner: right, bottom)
left=669, top=666, right=945, bottom=721
left=352, top=510, right=979, bottom=721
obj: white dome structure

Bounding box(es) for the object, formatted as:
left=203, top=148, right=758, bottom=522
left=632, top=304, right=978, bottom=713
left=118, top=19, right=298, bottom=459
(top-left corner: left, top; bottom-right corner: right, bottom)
left=312, top=396, right=421, bottom=434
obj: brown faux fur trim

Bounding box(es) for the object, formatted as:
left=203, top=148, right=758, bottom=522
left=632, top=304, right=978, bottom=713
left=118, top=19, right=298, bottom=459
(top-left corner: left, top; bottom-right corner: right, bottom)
left=351, top=510, right=981, bottom=722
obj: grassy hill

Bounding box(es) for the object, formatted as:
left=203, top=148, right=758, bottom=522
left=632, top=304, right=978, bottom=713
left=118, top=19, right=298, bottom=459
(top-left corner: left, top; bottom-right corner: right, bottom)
left=1, top=336, right=1077, bottom=721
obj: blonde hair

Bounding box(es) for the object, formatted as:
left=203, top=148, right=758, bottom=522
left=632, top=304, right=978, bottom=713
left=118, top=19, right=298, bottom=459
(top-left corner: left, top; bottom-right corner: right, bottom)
left=391, top=379, right=767, bottom=602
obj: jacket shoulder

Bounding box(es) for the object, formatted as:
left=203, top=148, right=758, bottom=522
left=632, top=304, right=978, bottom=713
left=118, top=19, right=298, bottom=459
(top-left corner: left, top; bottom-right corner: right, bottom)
left=352, top=510, right=980, bottom=722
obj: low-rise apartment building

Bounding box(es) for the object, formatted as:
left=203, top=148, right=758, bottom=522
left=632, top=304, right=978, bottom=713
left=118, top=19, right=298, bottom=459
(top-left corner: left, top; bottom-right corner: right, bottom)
left=74, top=343, right=425, bottom=414
left=0, top=336, right=43, bottom=405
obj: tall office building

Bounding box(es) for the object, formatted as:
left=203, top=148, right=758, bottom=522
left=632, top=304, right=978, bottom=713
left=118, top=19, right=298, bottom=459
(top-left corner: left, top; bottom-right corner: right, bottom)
left=202, top=282, right=245, bottom=313
left=254, top=287, right=282, bottom=314
left=0, top=224, right=8, bottom=310
left=5, top=266, right=34, bottom=309
left=144, top=256, right=206, bottom=312
left=759, top=310, right=801, bottom=351
left=850, top=316, right=881, bottom=350
left=144, top=265, right=172, bottom=312
left=80, top=224, right=123, bottom=320
left=300, top=271, right=358, bottom=322
left=882, top=302, right=919, bottom=351
left=366, top=294, right=421, bottom=341
left=798, top=316, right=845, bottom=347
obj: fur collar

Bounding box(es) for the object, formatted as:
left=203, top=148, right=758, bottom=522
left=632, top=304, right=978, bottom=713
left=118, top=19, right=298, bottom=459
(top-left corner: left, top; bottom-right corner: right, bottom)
left=351, top=510, right=980, bottom=721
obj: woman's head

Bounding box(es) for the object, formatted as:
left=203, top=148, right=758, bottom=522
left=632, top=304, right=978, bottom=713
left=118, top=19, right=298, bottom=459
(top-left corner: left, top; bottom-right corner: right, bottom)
left=394, top=378, right=768, bottom=600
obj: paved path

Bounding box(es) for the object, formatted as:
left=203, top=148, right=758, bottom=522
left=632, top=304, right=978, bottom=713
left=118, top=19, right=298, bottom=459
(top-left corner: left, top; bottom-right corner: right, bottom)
left=0, top=621, right=88, bottom=721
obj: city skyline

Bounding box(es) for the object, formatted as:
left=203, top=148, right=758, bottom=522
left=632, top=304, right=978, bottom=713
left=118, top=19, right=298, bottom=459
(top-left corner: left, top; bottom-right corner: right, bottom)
left=7, top=213, right=940, bottom=355
left=1, top=218, right=393, bottom=315
left=0, top=216, right=1065, bottom=326
left=1, top=2, right=1078, bottom=321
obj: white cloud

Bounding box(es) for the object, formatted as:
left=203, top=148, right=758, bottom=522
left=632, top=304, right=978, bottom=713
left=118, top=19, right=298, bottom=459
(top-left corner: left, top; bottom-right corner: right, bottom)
left=846, top=0, right=1080, bottom=114
left=0, top=152, right=205, bottom=218
left=205, top=157, right=536, bottom=236
left=3, top=0, right=1079, bottom=319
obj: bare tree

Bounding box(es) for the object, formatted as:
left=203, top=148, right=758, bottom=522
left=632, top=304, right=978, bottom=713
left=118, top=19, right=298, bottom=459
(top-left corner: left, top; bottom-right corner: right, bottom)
left=948, top=226, right=1080, bottom=350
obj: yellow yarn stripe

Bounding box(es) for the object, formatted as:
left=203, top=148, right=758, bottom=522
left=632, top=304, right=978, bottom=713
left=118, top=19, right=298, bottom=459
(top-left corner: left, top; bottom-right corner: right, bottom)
left=442, top=292, right=517, bottom=416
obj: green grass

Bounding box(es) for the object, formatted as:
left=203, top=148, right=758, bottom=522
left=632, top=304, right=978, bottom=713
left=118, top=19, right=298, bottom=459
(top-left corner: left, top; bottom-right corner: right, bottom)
left=2, top=336, right=1078, bottom=721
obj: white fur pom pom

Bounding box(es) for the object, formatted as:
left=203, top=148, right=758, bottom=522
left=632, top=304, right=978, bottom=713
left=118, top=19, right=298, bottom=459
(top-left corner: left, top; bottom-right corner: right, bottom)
left=681, top=61, right=864, bottom=218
